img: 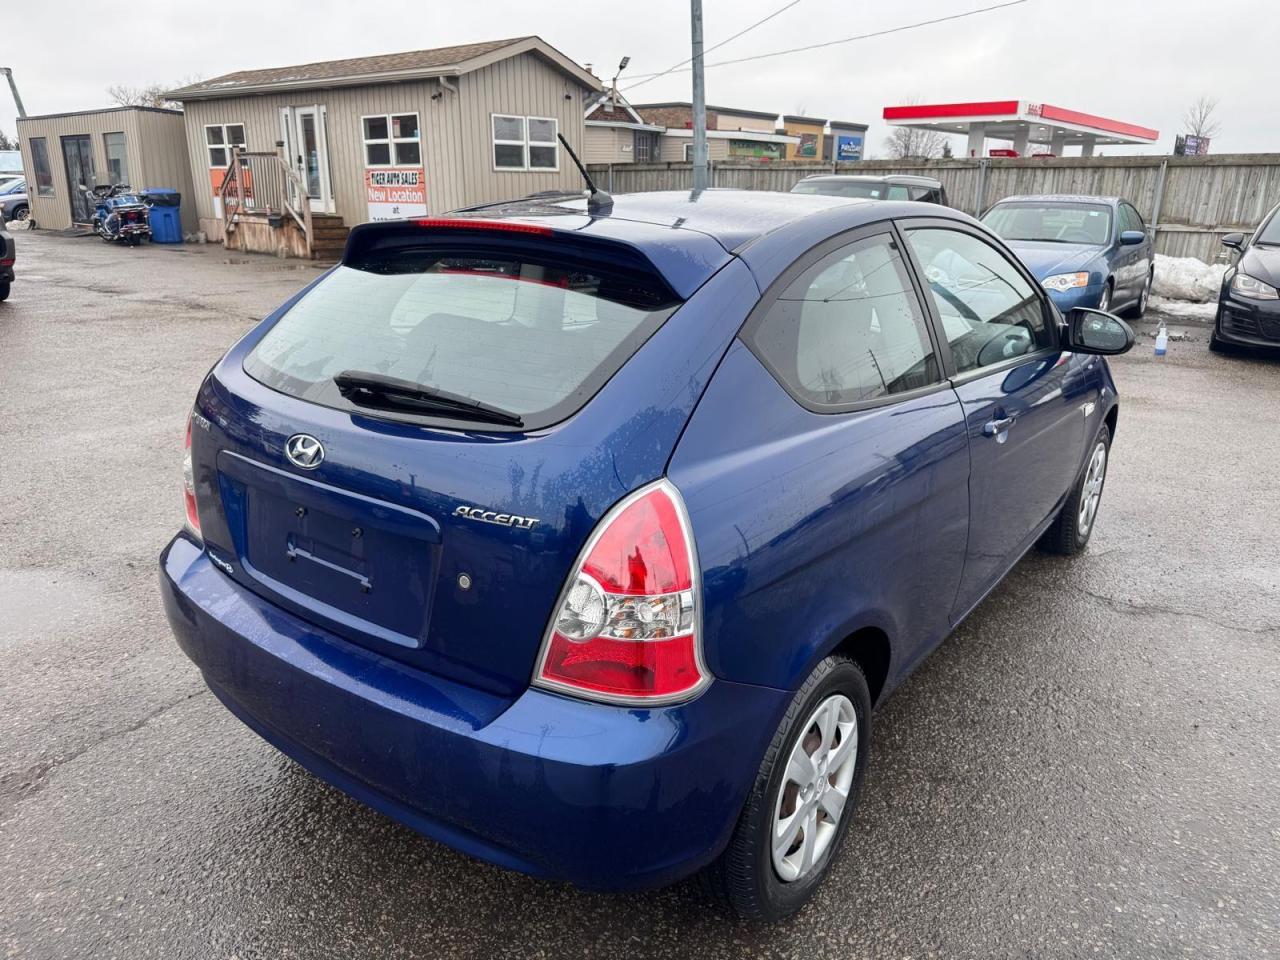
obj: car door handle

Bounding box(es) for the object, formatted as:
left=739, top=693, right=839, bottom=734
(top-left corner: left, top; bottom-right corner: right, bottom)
left=982, top=416, right=1016, bottom=437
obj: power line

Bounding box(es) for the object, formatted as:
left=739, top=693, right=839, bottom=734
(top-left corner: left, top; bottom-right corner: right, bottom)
left=625, top=0, right=805, bottom=93
left=623, top=0, right=1029, bottom=88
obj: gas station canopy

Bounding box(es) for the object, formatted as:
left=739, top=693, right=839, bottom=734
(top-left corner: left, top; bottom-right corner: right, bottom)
left=883, top=100, right=1160, bottom=157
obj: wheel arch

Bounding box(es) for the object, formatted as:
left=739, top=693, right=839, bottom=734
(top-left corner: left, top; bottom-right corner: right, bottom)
left=1103, top=401, right=1119, bottom=441
left=831, top=626, right=893, bottom=707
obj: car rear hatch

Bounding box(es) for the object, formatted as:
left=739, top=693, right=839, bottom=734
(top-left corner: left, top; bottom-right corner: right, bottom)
left=189, top=215, right=735, bottom=699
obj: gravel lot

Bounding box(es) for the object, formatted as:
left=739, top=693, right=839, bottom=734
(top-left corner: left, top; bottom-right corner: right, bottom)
left=2, top=230, right=1278, bottom=959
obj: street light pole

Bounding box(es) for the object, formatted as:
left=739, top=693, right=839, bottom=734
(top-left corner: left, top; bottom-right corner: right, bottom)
left=690, top=0, right=708, bottom=191
left=0, top=68, right=26, bottom=118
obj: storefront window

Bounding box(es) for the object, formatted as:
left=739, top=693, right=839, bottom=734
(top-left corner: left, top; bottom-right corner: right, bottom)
left=104, top=132, right=129, bottom=185
left=30, top=137, right=54, bottom=196
left=728, top=139, right=784, bottom=161
left=363, top=114, right=421, bottom=167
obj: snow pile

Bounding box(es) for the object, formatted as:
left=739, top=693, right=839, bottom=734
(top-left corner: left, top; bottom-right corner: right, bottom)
left=1148, top=296, right=1217, bottom=321
left=1152, top=254, right=1227, bottom=303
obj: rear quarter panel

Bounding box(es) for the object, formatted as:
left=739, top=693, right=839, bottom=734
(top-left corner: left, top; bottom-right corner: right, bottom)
left=668, top=340, right=970, bottom=695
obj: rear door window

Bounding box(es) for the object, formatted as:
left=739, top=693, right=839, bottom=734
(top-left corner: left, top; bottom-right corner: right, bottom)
left=244, top=240, right=680, bottom=429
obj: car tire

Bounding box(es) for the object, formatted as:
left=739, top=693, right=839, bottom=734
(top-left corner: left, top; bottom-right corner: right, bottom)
left=1097, top=281, right=1113, bottom=314
left=0, top=281, right=9, bottom=302
left=1039, top=424, right=1111, bottom=556
left=10, top=205, right=28, bottom=222
left=701, top=655, right=871, bottom=922
left=1126, top=271, right=1153, bottom=319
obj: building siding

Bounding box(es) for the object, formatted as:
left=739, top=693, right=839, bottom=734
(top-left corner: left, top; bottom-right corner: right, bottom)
left=658, top=136, right=728, bottom=162
left=585, top=126, right=636, bottom=164
left=16, top=107, right=191, bottom=231
left=178, top=51, right=589, bottom=236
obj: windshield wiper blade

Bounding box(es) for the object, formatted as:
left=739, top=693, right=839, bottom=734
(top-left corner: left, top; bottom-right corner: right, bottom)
left=334, top=371, right=524, bottom=427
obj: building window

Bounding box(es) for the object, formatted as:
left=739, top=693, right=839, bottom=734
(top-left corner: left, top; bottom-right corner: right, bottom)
left=528, top=117, right=558, bottom=170
left=492, top=114, right=559, bottom=171
left=30, top=137, right=54, bottom=196
left=205, top=124, right=246, bottom=167
left=104, top=132, right=129, bottom=186
left=362, top=114, right=421, bottom=167
left=634, top=130, right=659, bottom=163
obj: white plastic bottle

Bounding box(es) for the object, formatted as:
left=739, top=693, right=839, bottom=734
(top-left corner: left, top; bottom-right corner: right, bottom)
left=1154, top=322, right=1168, bottom=358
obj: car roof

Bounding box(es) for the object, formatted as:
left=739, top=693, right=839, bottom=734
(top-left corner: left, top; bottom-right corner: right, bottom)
left=798, top=174, right=943, bottom=188
left=993, top=194, right=1122, bottom=207
left=465, top=189, right=871, bottom=253
left=422, top=188, right=977, bottom=296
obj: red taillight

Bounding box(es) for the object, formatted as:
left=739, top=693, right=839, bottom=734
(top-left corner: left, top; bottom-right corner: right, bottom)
left=411, top=217, right=553, bottom=236
left=534, top=481, right=707, bottom=704
left=183, top=415, right=201, bottom=537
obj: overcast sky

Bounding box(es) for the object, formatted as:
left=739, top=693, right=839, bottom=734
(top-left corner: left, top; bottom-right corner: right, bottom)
left=5, top=0, right=1277, bottom=156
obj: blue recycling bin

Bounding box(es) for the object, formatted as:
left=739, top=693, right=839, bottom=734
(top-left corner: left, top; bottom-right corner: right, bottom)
left=139, top=188, right=183, bottom=243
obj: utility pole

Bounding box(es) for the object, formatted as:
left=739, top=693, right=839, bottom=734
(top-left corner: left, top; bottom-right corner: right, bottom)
left=0, top=68, right=26, bottom=118
left=690, top=0, right=708, bottom=191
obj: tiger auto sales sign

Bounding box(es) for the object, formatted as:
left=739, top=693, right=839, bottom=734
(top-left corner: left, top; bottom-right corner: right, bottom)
left=365, top=167, right=428, bottom=221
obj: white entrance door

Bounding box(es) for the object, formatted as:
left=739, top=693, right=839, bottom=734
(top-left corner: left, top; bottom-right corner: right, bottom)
left=280, top=105, right=334, bottom=213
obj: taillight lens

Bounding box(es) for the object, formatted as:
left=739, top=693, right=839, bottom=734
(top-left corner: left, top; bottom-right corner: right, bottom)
left=183, top=415, right=201, bottom=538
left=534, top=480, right=707, bottom=704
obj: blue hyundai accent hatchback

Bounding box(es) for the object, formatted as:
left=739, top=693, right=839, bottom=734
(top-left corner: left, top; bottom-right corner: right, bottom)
left=161, top=189, right=1133, bottom=920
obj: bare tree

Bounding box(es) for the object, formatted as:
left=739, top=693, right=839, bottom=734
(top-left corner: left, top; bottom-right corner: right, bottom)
left=107, top=83, right=177, bottom=110
left=883, top=124, right=948, bottom=161
left=106, top=76, right=200, bottom=111
left=0, top=129, right=16, bottom=151
left=1182, top=96, right=1221, bottom=139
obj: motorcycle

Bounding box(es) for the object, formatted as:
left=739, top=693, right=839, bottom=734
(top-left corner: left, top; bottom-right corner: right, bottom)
left=85, top=184, right=151, bottom=246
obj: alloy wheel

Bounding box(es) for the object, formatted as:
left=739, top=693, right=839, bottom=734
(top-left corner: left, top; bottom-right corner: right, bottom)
left=1077, top=441, right=1108, bottom=537
left=771, top=693, right=858, bottom=883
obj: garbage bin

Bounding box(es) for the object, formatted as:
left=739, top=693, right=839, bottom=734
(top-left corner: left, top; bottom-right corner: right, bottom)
left=139, top=188, right=183, bottom=243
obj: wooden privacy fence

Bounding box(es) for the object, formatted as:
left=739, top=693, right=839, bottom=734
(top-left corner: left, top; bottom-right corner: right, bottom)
left=588, top=154, right=1280, bottom=264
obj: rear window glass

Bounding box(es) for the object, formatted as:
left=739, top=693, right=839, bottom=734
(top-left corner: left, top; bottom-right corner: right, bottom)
left=244, top=244, right=680, bottom=429
left=792, top=180, right=888, bottom=199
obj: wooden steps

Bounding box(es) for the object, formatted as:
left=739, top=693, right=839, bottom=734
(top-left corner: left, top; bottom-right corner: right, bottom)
left=310, top=214, right=350, bottom=260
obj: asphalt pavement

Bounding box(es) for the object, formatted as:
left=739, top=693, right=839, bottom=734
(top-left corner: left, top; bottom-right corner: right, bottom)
left=2, top=229, right=1277, bottom=959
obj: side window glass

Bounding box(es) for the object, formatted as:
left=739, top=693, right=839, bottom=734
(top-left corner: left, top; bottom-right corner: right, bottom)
left=747, top=233, right=940, bottom=406
left=886, top=185, right=910, bottom=201
left=906, top=228, right=1055, bottom=375
left=1124, top=204, right=1145, bottom=234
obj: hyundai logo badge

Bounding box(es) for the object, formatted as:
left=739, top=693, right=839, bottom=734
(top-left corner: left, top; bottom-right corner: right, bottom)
left=285, top=434, right=325, bottom=469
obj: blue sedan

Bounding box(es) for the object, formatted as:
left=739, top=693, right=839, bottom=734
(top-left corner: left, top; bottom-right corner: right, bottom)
left=982, top=194, right=1155, bottom=317
left=160, top=190, right=1133, bottom=921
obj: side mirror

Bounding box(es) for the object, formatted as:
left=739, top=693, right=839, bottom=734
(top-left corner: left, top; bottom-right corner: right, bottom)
left=1119, top=230, right=1146, bottom=246
left=1221, top=232, right=1245, bottom=250
left=1065, top=308, right=1134, bottom=355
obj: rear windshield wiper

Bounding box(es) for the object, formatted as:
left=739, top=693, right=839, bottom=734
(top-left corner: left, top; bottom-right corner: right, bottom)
left=333, top=371, right=524, bottom=427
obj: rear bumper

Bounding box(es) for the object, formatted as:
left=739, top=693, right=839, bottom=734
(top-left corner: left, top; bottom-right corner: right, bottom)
left=1215, top=293, right=1280, bottom=347
left=159, top=534, right=785, bottom=891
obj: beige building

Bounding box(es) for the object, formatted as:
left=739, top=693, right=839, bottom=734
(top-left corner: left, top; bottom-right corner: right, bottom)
left=166, top=37, right=600, bottom=258
left=16, top=106, right=197, bottom=232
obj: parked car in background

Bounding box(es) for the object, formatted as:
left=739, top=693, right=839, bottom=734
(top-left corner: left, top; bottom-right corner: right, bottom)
left=791, top=173, right=949, bottom=205
left=982, top=195, right=1154, bottom=317
left=160, top=191, right=1133, bottom=922
left=0, top=218, right=14, bottom=301
left=1211, top=202, right=1280, bottom=352
left=0, top=177, right=27, bottom=223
